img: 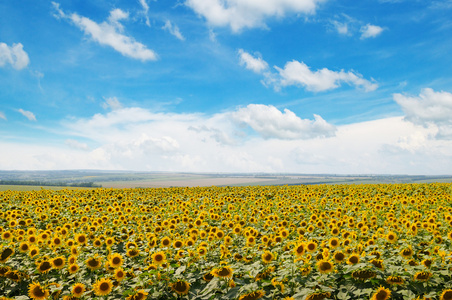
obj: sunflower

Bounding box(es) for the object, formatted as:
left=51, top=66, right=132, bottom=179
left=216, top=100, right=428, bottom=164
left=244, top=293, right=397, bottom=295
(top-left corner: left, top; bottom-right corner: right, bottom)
left=386, top=232, right=397, bottom=243
left=203, top=271, right=214, bottom=282
left=400, top=247, right=413, bottom=259
left=108, top=253, right=123, bottom=268
left=370, top=258, right=384, bottom=270
left=173, top=239, right=184, bottom=248
left=170, top=280, right=190, bottom=296
left=238, top=290, right=265, bottom=300
left=68, top=263, right=79, bottom=274
left=161, top=236, right=172, bottom=248
left=126, top=248, right=140, bottom=258
left=294, top=243, right=305, bottom=257
left=5, top=270, right=28, bottom=282
left=85, top=255, right=102, bottom=271
left=351, top=269, right=376, bottom=281
left=75, top=233, right=87, bottom=246
left=316, top=260, right=334, bottom=274
left=0, top=247, right=14, bottom=263
left=386, top=275, right=404, bottom=285
left=37, top=260, right=52, bottom=273
left=126, top=290, right=149, bottom=300
left=305, top=291, right=331, bottom=300
left=261, top=251, right=275, bottom=264
left=333, top=251, right=346, bottom=263
left=197, top=246, right=207, bottom=256
left=370, top=286, right=391, bottom=300
left=347, top=254, right=360, bottom=265
left=329, top=237, right=339, bottom=248
left=28, top=282, right=50, bottom=300
left=71, top=283, right=85, bottom=298
left=151, top=251, right=167, bottom=265
left=114, top=267, right=126, bottom=281
left=414, top=271, right=432, bottom=282
left=19, top=242, right=30, bottom=253
left=306, top=241, right=318, bottom=252
left=440, top=289, right=452, bottom=300
left=93, top=278, right=113, bottom=296
left=51, top=256, right=66, bottom=270
left=212, top=266, right=233, bottom=279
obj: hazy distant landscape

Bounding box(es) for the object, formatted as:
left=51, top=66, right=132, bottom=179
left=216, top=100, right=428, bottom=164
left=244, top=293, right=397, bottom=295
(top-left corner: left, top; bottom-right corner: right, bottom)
left=1, top=170, right=451, bottom=190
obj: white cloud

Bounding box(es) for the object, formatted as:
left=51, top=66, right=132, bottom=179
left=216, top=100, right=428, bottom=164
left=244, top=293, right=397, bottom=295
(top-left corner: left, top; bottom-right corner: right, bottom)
left=0, top=42, right=30, bottom=70
left=238, top=50, right=377, bottom=92
left=52, top=3, right=157, bottom=61
left=18, top=109, right=36, bottom=121
left=394, top=88, right=452, bottom=139
left=162, top=20, right=185, bottom=41
left=102, top=97, right=123, bottom=110
left=65, top=139, right=90, bottom=151
left=274, top=60, right=378, bottom=92
left=360, top=24, right=384, bottom=39
left=238, top=49, right=269, bottom=73
left=331, top=20, right=349, bottom=35
left=185, top=0, right=325, bottom=32
left=2, top=112, right=451, bottom=174
left=0, top=111, right=6, bottom=120
left=230, top=104, right=336, bottom=139
left=138, top=0, right=151, bottom=26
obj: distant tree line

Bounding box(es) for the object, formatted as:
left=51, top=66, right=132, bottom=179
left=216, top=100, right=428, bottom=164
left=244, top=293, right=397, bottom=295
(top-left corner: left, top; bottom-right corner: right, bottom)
left=0, top=180, right=102, bottom=188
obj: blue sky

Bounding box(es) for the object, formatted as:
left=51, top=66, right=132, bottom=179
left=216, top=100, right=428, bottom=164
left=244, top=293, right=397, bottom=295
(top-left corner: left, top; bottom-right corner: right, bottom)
left=1, top=0, right=452, bottom=174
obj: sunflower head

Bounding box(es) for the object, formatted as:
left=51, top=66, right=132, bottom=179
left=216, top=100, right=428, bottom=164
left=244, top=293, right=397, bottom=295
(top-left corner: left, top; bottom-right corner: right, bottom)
left=212, top=266, right=233, bottom=278
left=170, top=280, right=190, bottom=296
left=370, top=286, right=391, bottom=300
left=238, top=290, right=265, bottom=300
left=28, top=282, right=50, bottom=300
left=261, top=251, right=275, bottom=264
left=93, top=278, right=113, bottom=296
left=316, top=260, right=334, bottom=274
left=151, top=251, right=167, bottom=265
left=440, top=289, right=452, bottom=300
left=71, top=283, right=85, bottom=298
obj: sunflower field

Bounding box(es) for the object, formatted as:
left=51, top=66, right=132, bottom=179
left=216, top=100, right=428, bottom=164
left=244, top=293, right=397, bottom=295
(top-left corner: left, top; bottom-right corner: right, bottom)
left=1, top=183, right=452, bottom=300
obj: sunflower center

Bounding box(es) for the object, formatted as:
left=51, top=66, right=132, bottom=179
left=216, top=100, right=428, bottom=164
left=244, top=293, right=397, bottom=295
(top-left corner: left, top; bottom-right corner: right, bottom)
left=100, top=282, right=110, bottom=291
left=375, top=290, right=389, bottom=300
left=112, top=257, right=121, bottom=264
left=54, top=258, right=63, bottom=266
left=443, top=291, right=452, bottom=300
left=32, top=286, right=46, bottom=297
left=218, top=268, right=232, bottom=277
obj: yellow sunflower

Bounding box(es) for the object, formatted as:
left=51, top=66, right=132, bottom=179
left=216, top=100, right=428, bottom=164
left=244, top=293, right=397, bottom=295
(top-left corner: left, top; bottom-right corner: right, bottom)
left=151, top=251, right=167, bottom=265
left=93, top=278, right=113, bottom=296
left=28, top=282, right=50, bottom=300
left=51, top=256, right=66, bottom=270
left=261, top=251, right=275, bottom=264
left=108, top=253, right=123, bottom=268
left=126, top=290, right=149, bottom=300
left=212, top=266, right=233, bottom=279
left=370, top=286, right=391, bottom=300
left=71, top=283, right=85, bottom=298
left=0, top=247, right=14, bottom=263
left=37, top=260, right=52, bottom=274
left=440, top=289, right=452, bottom=300
left=170, top=280, right=190, bottom=296
left=85, top=255, right=102, bottom=271
left=114, top=267, right=126, bottom=281
left=316, top=260, right=334, bottom=274
left=238, top=290, right=265, bottom=300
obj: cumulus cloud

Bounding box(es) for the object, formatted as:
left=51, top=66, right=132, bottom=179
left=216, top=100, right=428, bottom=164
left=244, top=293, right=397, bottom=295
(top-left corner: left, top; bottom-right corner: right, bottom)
left=274, top=60, right=378, bottom=92
left=52, top=2, right=157, bottom=61
left=360, top=24, right=384, bottom=39
left=18, top=109, right=36, bottom=121
left=238, top=49, right=269, bottom=73
left=230, top=104, right=336, bottom=139
left=185, top=0, right=325, bottom=32
left=238, top=50, right=377, bottom=92
left=162, top=20, right=185, bottom=41
left=0, top=42, right=30, bottom=70
left=394, top=88, right=452, bottom=139
left=0, top=111, right=6, bottom=120
left=331, top=20, right=349, bottom=35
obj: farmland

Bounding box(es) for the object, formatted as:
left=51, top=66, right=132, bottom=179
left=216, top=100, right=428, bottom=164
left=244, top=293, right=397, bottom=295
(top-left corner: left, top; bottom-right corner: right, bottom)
left=1, top=183, right=452, bottom=299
